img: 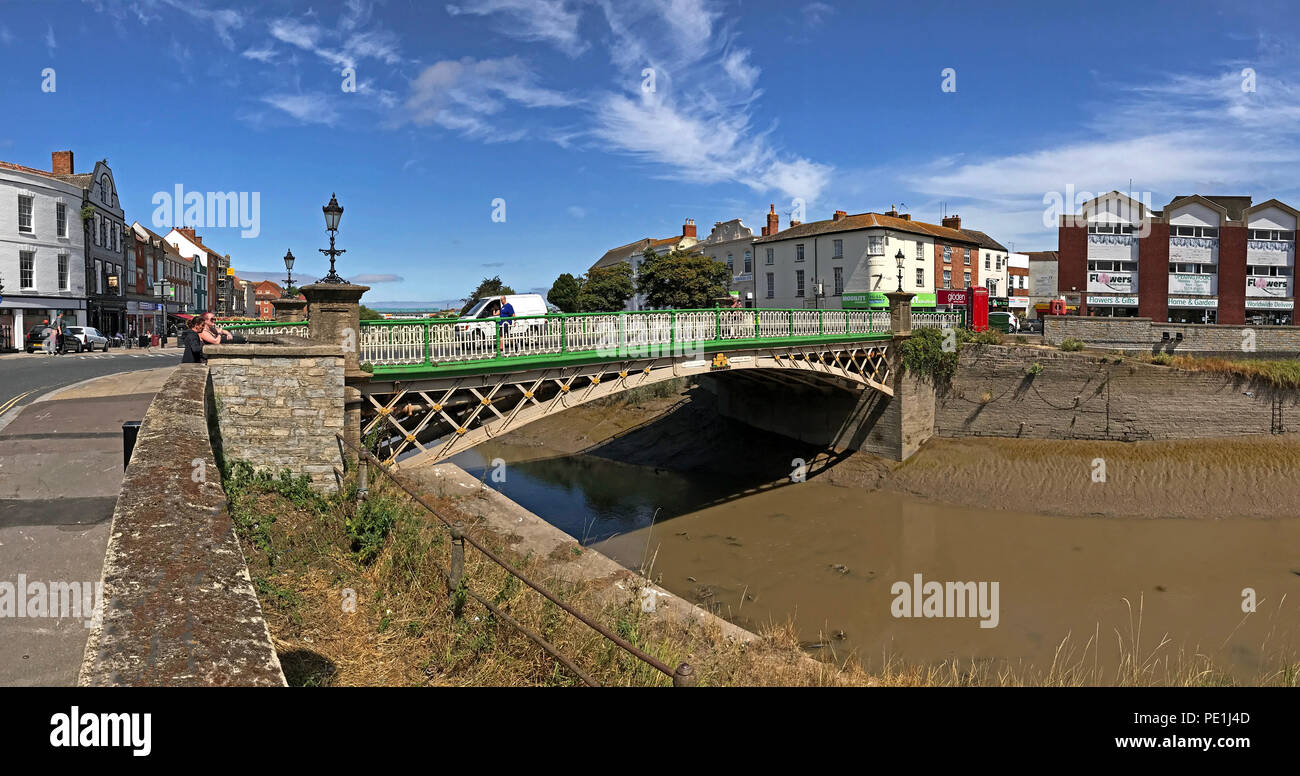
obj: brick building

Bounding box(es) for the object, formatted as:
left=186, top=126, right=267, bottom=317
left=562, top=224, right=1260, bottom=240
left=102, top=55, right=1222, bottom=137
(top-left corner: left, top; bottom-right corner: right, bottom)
left=1059, top=192, right=1296, bottom=325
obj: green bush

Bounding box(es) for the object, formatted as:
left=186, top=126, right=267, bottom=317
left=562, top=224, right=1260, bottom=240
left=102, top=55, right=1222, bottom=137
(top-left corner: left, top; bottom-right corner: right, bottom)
left=346, top=491, right=407, bottom=565
left=900, top=326, right=960, bottom=383
left=1060, top=338, right=1085, bottom=352
left=1150, top=352, right=1174, bottom=365
left=1026, top=362, right=1044, bottom=376
left=960, top=328, right=1004, bottom=346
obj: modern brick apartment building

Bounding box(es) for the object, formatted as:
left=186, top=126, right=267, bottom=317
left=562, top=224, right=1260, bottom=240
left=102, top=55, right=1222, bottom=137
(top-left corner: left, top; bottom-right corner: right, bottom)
left=1059, top=192, right=1296, bottom=325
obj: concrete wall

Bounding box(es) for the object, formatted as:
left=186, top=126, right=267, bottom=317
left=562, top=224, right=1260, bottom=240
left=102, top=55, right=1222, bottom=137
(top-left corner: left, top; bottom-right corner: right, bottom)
left=79, top=364, right=285, bottom=686
left=937, top=344, right=1300, bottom=441
left=1043, top=315, right=1300, bottom=353
left=207, top=339, right=346, bottom=489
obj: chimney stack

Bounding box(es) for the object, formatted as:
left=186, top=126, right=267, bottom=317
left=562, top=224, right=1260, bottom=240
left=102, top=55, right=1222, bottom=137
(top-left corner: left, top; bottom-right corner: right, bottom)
left=51, top=150, right=74, bottom=175
left=833, top=210, right=847, bottom=221
left=682, top=218, right=696, bottom=238
left=177, top=226, right=200, bottom=242
left=765, top=204, right=779, bottom=236
left=942, top=215, right=961, bottom=231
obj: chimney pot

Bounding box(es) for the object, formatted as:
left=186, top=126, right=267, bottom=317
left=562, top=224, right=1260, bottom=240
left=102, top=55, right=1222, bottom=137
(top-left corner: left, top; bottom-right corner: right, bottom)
left=682, top=218, right=697, bottom=238
left=833, top=210, right=847, bottom=221
left=766, top=204, right=779, bottom=236
left=942, top=215, right=962, bottom=231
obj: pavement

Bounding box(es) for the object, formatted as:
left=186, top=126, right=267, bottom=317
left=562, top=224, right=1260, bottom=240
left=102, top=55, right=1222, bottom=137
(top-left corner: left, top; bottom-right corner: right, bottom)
left=0, top=347, right=181, bottom=435
left=0, top=366, right=176, bottom=686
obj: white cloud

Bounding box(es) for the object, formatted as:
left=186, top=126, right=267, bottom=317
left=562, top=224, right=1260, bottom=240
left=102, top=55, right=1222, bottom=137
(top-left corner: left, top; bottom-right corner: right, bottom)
left=0, top=25, right=15, bottom=46
left=45, top=23, right=56, bottom=51
left=404, top=56, right=577, bottom=140
left=158, top=0, right=245, bottom=48
left=261, top=93, right=340, bottom=125
left=446, top=0, right=586, bottom=57
left=567, top=205, right=586, bottom=218
left=241, top=46, right=276, bottom=63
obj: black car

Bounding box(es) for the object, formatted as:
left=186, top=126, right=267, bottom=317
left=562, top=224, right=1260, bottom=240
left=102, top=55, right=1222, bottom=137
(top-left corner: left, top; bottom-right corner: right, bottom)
left=24, top=324, right=83, bottom=354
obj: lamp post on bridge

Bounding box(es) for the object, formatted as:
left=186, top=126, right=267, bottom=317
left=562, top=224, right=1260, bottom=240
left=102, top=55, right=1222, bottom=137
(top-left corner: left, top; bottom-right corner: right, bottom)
left=271, top=249, right=308, bottom=323
left=299, top=193, right=370, bottom=461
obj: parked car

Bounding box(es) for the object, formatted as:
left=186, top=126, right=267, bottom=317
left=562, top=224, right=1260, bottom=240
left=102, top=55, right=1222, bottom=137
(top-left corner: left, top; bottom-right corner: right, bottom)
left=24, top=324, right=81, bottom=353
left=1025, top=318, right=1044, bottom=334
left=453, top=294, right=550, bottom=344
left=65, top=326, right=110, bottom=352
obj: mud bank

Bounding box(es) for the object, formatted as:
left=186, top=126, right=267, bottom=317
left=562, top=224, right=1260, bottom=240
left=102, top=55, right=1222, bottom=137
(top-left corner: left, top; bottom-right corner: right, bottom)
left=488, top=383, right=1300, bottom=521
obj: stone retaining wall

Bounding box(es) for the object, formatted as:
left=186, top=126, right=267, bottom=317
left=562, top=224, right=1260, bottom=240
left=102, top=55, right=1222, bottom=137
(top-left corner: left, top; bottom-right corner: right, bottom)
left=78, top=364, right=286, bottom=686
left=937, top=344, right=1300, bottom=441
left=1044, top=315, right=1300, bottom=354
left=206, top=340, right=346, bottom=490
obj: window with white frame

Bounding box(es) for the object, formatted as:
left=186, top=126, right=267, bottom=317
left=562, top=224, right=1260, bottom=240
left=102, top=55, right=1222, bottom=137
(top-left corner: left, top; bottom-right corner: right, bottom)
left=744, top=250, right=752, bottom=273
left=916, top=242, right=924, bottom=261
left=765, top=272, right=774, bottom=298
left=1249, top=229, right=1296, bottom=241
left=20, top=251, right=35, bottom=289
left=795, top=269, right=805, bottom=297
left=56, top=202, right=67, bottom=237
left=964, top=248, right=971, bottom=265
left=964, top=271, right=971, bottom=286
left=765, top=247, right=774, bottom=265
left=796, top=244, right=805, bottom=262
left=726, top=253, right=733, bottom=274
left=833, top=266, right=843, bottom=295
left=943, top=245, right=952, bottom=263
left=18, top=195, right=33, bottom=233
left=58, top=254, right=68, bottom=291
left=833, top=239, right=843, bottom=258
left=1171, top=225, right=1218, bottom=238
left=867, top=235, right=884, bottom=255
left=1088, top=224, right=1136, bottom=234
left=915, top=267, right=924, bottom=288
left=985, top=254, right=991, bottom=270
left=942, top=269, right=951, bottom=288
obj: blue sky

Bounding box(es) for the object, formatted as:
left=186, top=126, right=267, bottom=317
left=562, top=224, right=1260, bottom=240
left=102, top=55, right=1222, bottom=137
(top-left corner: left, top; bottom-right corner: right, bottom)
left=1, top=0, right=1296, bottom=304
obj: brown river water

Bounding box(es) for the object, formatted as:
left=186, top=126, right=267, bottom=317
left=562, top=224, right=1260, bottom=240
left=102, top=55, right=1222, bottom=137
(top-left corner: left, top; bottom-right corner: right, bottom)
left=454, top=443, right=1300, bottom=683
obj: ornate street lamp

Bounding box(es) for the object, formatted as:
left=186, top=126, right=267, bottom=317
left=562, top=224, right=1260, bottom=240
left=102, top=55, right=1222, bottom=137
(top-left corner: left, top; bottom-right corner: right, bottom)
left=318, top=193, right=348, bottom=284
left=895, top=249, right=905, bottom=292
left=282, top=249, right=296, bottom=297
left=153, top=279, right=172, bottom=337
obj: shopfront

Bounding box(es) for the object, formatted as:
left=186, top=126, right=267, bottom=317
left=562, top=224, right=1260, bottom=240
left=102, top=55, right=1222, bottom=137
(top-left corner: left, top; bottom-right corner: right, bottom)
left=1084, top=294, right=1139, bottom=317
left=0, top=297, right=86, bottom=350
left=1167, top=296, right=1218, bottom=324
left=1245, top=298, right=1294, bottom=326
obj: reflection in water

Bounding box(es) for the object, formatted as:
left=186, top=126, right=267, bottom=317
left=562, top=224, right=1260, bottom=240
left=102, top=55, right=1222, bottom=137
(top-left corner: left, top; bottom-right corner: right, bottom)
left=454, top=443, right=1300, bottom=681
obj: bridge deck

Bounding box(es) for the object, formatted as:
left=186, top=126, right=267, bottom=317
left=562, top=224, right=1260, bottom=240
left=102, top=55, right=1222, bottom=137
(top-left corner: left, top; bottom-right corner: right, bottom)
left=226, top=307, right=962, bottom=380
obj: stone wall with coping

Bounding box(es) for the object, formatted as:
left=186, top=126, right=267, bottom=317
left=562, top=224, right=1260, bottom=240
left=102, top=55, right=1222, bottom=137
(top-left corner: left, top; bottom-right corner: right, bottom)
left=937, top=344, right=1300, bottom=440
left=1043, top=315, right=1300, bottom=353
left=79, top=364, right=285, bottom=686
left=206, top=340, right=346, bottom=490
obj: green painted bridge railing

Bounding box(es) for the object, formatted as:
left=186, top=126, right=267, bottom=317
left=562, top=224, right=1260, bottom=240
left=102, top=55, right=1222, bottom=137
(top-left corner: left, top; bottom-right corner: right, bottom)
left=223, top=307, right=964, bottom=378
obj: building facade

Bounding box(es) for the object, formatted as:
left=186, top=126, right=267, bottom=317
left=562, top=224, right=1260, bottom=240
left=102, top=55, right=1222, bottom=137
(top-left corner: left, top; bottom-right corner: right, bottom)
left=1059, top=192, right=1295, bottom=324
left=165, top=227, right=226, bottom=313
left=56, top=155, right=131, bottom=335
left=695, top=218, right=756, bottom=306
left=0, top=154, right=88, bottom=349
left=252, top=280, right=283, bottom=319
left=1025, top=251, right=1060, bottom=318
left=1008, top=252, right=1029, bottom=313
left=752, top=208, right=982, bottom=310
left=590, top=218, right=700, bottom=310
left=130, top=222, right=194, bottom=335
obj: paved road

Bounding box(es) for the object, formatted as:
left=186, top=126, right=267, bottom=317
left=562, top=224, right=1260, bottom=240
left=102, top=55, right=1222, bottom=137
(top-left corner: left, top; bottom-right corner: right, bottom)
left=0, top=348, right=180, bottom=434
left=0, top=360, right=178, bottom=686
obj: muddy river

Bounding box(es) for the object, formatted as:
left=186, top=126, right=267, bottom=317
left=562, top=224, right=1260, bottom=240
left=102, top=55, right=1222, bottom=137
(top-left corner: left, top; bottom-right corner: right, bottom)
left=454, top=443, right=1300, bottom=682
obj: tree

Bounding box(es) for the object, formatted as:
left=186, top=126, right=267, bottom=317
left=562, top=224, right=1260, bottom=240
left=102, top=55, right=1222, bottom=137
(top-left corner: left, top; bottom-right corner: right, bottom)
left=358, top=304, right=382, bottom=321
left=547, top=272, right=581, bottom=313
left=577, top=264, right=635, bottom=312
left=460, top=275, right=515, bottom=315
left=634, top=248, right=731, bottom=310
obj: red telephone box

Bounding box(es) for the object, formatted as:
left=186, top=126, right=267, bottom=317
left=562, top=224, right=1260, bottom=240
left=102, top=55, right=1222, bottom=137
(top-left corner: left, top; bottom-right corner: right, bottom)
left=969, top=286, right=989, bottom=332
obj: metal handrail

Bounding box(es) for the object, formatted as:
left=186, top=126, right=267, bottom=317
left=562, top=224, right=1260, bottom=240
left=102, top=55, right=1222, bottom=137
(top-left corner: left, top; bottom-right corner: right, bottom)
left=335, top=432, right=693, bottom=687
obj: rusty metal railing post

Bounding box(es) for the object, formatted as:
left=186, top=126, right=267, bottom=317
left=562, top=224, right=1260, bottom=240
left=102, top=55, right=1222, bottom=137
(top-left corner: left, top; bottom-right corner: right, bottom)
left=449, top=521, right=466, bottom=590
left=356, top=453, right=370, bottom=504
left=672, top=662, right=695, bottom=687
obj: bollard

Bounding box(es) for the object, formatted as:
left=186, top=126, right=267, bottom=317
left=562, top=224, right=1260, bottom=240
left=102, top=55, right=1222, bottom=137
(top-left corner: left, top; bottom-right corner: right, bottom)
left=672, top=662, right=696, bottom=687
left=448, top=521, right=466, bottom=591
left=122, top=421, right=142, bottom=470
left=357, top=454, right=370, bottom=504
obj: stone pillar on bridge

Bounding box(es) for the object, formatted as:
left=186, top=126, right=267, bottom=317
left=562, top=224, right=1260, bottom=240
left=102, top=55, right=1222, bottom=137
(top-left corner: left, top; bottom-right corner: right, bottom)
left=271, top=297, right=307, bottom=322
left=886, top=290, right=914, bottom=337
left=301, top=283, right=371, bottom=460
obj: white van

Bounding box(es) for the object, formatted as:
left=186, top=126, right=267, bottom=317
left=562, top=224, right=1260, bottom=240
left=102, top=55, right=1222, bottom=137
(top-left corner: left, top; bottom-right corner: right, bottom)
left=454, top=293, right=549, bottom=340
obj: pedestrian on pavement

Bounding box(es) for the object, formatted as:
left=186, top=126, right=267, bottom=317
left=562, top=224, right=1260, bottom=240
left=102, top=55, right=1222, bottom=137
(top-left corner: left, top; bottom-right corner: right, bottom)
left=181, top=316, right=207, bottom=363
left=42, top=319, right=60, bottom=356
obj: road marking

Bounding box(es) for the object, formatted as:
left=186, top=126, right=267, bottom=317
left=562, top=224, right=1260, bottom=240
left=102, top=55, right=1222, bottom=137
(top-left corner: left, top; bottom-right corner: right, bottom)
left=0, top=390, right=35, bottom=417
